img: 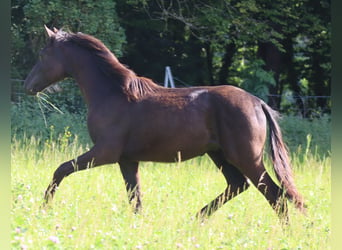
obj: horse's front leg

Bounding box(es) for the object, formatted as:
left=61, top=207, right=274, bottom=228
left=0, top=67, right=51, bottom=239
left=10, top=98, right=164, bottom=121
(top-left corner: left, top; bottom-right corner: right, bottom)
left=119, top=160, right=141, bottom=213
left=44, top=144, right=119, bottom=203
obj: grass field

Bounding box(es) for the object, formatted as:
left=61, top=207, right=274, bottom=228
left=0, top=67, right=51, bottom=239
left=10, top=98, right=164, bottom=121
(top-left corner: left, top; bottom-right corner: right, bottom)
left=11, top=135, right=330, bottom=249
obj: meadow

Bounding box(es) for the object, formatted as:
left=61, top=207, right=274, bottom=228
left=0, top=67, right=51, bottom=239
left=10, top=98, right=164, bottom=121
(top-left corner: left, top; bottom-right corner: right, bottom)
left=11, top=129, right=330, bottom=249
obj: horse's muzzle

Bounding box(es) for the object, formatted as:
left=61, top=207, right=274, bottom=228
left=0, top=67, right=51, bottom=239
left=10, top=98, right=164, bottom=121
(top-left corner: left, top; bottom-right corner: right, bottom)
left=23, top=78, right=38, bottom=95
left=23, top=85, right=36, bottom=96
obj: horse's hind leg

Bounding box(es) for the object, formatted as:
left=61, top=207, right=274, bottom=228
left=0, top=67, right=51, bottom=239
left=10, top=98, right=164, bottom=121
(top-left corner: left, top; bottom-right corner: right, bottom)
left=196, top=151, right=250, bottom=218
left=237, top=158, right=289, bottom=222
left=118, top=160, right=142, bottom=213
left=248, top=164, right=288, bottom=221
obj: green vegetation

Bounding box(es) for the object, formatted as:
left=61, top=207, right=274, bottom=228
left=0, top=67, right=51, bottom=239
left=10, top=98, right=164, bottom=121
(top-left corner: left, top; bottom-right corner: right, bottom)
left=11, top=132, right=330, bottom=249
left=11, top=86, right=90, bottom=147
left=11, top=0, right=125, bottom=78
left=11, top=0, right=330, bottom=115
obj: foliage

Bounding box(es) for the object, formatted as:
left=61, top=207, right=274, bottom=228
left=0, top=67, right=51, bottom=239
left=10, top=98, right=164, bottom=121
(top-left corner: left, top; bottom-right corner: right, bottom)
left=11, top=0, right=330, bottom=113
left=11, top=136, right=330, bottom=249
left=279, top=114, right=331, bottom=157
left=238, top=59, right=276, bottom=102
left=11, top=0, right=126, bottom=78
left=11, top=90, right=91, bottom=147
left=115, top=0, right=330, bottom=113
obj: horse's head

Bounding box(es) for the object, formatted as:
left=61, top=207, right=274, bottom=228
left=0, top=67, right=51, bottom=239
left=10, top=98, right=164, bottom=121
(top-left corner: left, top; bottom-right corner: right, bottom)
left=24, top=26, right=69, bottom=95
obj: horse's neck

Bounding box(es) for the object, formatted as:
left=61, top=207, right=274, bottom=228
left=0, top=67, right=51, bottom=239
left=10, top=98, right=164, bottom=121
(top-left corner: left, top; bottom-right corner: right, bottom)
left=66, top=47, right=129, bottom=107
left=73, top=66, right=124, bottom=108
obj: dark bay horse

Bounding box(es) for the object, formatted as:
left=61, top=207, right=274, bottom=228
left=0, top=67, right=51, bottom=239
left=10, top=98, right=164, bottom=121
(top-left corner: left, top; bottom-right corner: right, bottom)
left=24, top=26, right=305, bottom=220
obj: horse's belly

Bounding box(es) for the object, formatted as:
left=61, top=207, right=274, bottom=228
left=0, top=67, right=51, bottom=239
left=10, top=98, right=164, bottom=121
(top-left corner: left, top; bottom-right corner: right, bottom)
left=126, top=147, right=207, bottom=162
left=121, top=105, right=219, bottom=162
left=122, top=134, right=218, bottom=163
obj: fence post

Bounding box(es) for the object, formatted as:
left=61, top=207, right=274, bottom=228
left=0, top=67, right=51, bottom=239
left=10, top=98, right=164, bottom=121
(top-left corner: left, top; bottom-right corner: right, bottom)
left=164, top=66, right=175, bottom=88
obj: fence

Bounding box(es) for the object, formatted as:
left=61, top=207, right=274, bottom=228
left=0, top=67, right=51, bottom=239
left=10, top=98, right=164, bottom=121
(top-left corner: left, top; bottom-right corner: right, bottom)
left=267, top=93, right=331, bottom=117
left=11, top=77, right=331, bottom=118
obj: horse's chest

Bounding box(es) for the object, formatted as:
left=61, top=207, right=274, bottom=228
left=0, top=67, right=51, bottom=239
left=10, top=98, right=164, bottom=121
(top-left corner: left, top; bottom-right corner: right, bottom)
left=86, top=109, right=125, bottom=143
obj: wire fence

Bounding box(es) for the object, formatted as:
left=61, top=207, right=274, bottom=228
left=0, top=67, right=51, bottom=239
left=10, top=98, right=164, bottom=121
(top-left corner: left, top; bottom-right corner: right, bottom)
left=11, top=79, right=26, bottom=103
left=267, top=93, right=331, bottom=118
left=11, top=78, right=331, bottom=118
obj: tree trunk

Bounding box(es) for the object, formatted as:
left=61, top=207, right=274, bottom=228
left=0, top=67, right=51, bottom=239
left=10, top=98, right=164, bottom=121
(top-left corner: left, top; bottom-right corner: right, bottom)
left=283, top=36, right=305, bottom=116
left=309, top=47, right=330, bottom=113
left=219, top=42, right=236, bottom=85
left=257, top=41, right=282, bottom=110
left=205, top=42, right=214, bottom=85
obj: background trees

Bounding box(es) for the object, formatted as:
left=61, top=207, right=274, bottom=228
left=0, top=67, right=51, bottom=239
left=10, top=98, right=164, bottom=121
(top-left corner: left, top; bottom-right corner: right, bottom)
left=11, top=0, right=331, bottom=117
left=11, top=0, right=125, bottom=78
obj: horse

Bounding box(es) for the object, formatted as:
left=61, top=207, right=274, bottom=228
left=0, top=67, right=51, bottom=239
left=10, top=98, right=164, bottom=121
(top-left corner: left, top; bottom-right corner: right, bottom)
left=24, top=26, right=305, bottom=221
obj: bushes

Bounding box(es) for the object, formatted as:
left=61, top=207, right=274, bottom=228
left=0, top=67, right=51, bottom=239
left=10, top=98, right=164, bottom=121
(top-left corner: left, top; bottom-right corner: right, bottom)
left=11, top=96, right=331, bottom=157
left=279, top=114, right=330, bottom=157
left=11, top=88, right=91, bottom=147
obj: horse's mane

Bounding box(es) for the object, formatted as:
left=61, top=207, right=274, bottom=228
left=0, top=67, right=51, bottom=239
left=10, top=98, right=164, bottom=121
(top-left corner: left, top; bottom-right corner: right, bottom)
left=54, top=30, right=160, bottom=101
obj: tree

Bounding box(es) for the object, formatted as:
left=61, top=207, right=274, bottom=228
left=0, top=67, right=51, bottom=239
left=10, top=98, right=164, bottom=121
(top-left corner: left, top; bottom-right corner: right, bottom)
left=11, top=0, right=126, bottom=79
left=12, top=0, right=331, bottom=115
left=118, top=0, right=330, bottom=114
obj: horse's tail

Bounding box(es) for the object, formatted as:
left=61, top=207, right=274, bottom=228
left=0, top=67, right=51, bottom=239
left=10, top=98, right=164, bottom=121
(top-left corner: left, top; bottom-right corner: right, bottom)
left=261, top=102, right=306, bottom=213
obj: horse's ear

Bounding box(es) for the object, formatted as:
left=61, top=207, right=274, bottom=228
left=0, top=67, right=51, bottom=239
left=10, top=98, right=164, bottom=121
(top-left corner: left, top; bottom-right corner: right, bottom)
left=44, top=25, right=55, bottom=38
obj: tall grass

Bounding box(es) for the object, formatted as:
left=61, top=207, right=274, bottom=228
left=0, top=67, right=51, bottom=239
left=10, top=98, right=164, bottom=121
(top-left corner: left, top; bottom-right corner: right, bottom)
left=11, top=134, right=330, bottom=249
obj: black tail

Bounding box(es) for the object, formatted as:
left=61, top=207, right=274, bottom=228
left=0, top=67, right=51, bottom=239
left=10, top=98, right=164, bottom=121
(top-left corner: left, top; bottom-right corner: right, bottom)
left=261, top=102, right=305, bottom=212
